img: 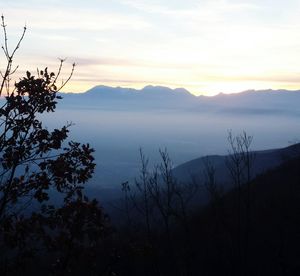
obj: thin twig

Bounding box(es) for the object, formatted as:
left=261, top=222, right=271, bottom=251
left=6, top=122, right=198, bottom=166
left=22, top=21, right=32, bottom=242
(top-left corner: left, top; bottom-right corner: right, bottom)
left=57, top=62, right=76, bottom=91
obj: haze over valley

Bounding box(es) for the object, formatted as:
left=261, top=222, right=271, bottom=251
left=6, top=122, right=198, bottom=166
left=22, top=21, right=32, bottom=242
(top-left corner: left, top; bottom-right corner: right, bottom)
left=43, top=85, right=300, bottom=197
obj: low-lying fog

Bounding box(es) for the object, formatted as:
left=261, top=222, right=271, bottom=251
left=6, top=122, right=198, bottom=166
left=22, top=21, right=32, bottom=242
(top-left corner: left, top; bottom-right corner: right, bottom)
left=45, top=107, right=300, bottom=191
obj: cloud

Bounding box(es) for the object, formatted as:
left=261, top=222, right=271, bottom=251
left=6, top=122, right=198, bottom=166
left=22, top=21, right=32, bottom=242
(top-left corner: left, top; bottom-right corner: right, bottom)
left=2, top=6, right=151, bottom=32
left=60, top=56, right=198, bottom=70
left=74, top=57, right=144, bottom=67
left=121, top=0, right=260, bottom=21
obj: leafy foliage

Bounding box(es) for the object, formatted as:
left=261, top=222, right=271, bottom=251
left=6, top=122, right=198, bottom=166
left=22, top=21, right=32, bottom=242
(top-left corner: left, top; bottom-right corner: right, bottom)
left=0, top=17, right=111, bottom=275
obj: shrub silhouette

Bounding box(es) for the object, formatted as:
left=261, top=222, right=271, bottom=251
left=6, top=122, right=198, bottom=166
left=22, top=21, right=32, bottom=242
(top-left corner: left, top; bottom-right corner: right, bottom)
left=0, top=16, right=110, bottom=275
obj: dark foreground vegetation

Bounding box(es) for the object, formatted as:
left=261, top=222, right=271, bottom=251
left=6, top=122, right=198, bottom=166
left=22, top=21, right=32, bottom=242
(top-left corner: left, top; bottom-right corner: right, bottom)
left=110, top=153, right=300, bottom=276
left=1, top=17, right=300, bottom=276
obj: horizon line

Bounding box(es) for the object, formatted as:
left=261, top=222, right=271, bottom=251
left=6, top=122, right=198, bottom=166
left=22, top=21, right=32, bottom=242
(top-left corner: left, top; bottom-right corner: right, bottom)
left=61, top=84, right=300, bottom=97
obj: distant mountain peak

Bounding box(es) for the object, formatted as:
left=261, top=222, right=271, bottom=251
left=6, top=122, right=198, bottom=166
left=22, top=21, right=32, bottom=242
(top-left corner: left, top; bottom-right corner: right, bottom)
left=87, top=85, right=111, bottom=91
left=141, top=85, right=194, bottom=98
left=142, top=85, right=172, bottom=91
left=174, top=87, right=190, bottom=94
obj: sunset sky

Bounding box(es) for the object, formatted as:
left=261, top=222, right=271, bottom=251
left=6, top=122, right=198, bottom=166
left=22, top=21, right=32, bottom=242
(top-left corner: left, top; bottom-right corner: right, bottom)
left=1, top=0, right=300, bottom=95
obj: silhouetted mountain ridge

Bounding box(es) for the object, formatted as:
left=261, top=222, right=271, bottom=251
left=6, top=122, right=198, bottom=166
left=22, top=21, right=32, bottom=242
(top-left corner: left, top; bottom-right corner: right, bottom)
left=172, top=143, right=300, bottom=203
left=61, top=86, right=300, bottom=114
left=61, top=85, right=196, bottom=109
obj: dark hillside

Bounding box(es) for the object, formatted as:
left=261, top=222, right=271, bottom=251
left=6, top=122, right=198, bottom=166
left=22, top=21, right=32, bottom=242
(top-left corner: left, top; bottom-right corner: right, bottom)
left=105, top=153, right=300, bottom=276
left=186, top=156, right=300, bottom=275
left=173, top=142, right=300, bottom=192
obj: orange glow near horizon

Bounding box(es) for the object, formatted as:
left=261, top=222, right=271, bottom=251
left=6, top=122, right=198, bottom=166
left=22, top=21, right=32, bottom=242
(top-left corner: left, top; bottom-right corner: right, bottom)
left=2, top=1, right=300, bottom=96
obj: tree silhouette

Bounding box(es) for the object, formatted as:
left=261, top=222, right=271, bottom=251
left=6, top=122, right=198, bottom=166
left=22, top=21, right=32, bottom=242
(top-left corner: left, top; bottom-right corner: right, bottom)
left=226, top=130, right=255, bottom=276
left=0, top=17, right=110, bottom=275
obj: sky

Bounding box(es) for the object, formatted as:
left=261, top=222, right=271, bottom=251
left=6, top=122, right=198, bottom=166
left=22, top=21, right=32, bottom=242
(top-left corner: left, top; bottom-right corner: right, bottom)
left=1, top=0, right=300, bottom=95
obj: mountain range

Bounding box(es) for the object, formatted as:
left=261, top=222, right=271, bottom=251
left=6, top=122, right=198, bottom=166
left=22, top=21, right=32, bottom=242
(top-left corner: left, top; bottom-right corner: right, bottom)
left=61, top=85, right=300, bottom=115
